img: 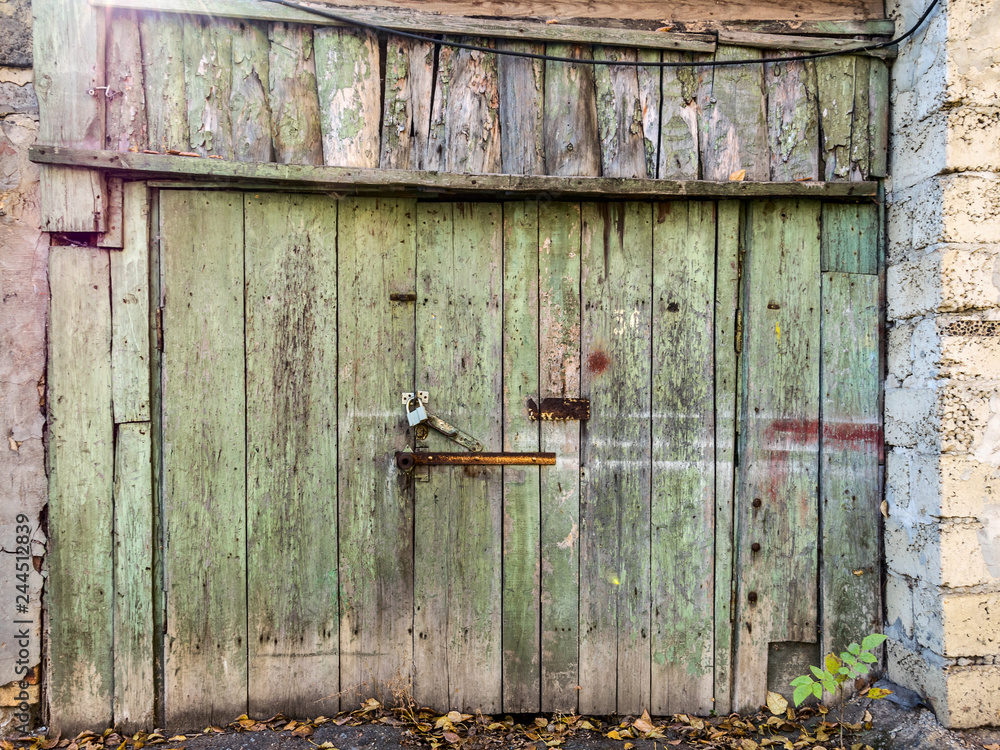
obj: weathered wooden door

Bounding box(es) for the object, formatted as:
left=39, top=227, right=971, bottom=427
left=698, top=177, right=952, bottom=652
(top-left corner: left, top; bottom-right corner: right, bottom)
left=156, top=191, right=879, bottom=726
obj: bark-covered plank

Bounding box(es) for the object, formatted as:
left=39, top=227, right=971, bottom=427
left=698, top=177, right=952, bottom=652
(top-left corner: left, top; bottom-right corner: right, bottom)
left=183, top=17, right=234, bottom=158
left=733, top=200, right=821, bottom=713
left=714, top=200, right=741, bottom=715
left=47, top=247, right=114, bottom=735
left=245, top=194, right=339, bottom=718
left=110, top=181, right=150, bottom=423
left=543, top=45, right=600, bottom=177
left=637, top=50, right=661, bottom=179
left=140, top=13, right=189, bottom=152
left=380, top=39, right=435, bottom=170
left=160, top=191, right=246, bottom=727
left=579, top=202, right=652, bottom=715
left=414, top=203, right=503, bottom=713
left=113, top=421, right=154, bottom=731
left=268, top=23, right=323, bottom=165
left=850, top=56, right=871, bottom=180
left=820, top=272, right=880, bottom=661
left=764, top=55, right=819, bottom=181
left=338, top=198, right=416, bottom=706
left=106, top=10, right=147, bottom=152
left=593, top=47, right=649, bottom=179
left=659, top=52, right=700, bottom=180
left=815, top=57, right=855, bottom=180
left=314, top=28, right=381, bottom=167
left=498, top=42, right=545, bottom=175
left=502, top=202, right=541, bottom=713
left=868, top=59, right=889, bottom=178
left=538, top=202, right=582, bottom=714
left=425, top=41, right=502, bottom=174
left=699, top=45, right=768, bottom=181
left=650, top=201, right=715, bottom=715
left=33, top=0, right=106, bottom=231
left=821, top=202, right=878, bottom=274
left=231, top=21, right=274, bottom=163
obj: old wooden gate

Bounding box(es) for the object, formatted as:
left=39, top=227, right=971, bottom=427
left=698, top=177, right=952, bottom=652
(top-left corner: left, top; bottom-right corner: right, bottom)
left=152, top=190, right=879, bottom=726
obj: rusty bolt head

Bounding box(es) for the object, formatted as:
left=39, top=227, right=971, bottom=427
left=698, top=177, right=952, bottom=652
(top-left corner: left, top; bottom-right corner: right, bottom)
left=752, top=498, right=762, bottom=508
left=748, top=591, right=758, bottom=603
left=751, top=542, right=761, bottom=552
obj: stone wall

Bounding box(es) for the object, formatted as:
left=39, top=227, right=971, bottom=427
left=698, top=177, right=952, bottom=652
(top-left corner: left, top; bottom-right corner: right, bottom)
left=1, top=4, right=45, bottom=734
left=885, top=0, right=1000, bottom=729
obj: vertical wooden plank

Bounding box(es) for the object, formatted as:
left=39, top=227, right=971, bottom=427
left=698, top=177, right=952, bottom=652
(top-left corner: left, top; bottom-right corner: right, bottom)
left=593, top=47, right=649, bottom=179
left=183, top=17, right=235, bottom=159
left=113, top=421, right=154, bottom=731
left=816, top=57, right=855, bottom=180
left=498, top=42, right=545, bottom=175
left=637, top=50, right=661, bottom=180
left=98, top=176, right=125, bottom=249
left=245, top=194, right=339, bottom=718
left=713, top=200, right=741, bottom=716
left=539, top=202, right=581, bottom=714
left=426, top=41, right=502, bottom=174
left=47, top=247, right=114, bottom=734
left=650, top=201, right=715, bottom=715
left=820, top=273, right=881, bottom=661
left=106, top=10, right=148, bottom=153
left=268, top=23, right=324, bottom=165
left=850, top=57, right=871, bottom=180
left=414, top=203, right=503, bottom=712
left=314, top=28, right=381, bottom=168
left=140, top=13, right=189, bottom=153
left=579, top=202, right=652, bottom=715
left=821, top=203, right=878, bottom=274
left=543, top=45, right=600, bottom=177
left=733, top=200, right=821, bottom=713
left=502, top=202, right=541, bottom=713
left=337, top=198, right=416, bottom=706
left=161, top=191, right=246, bottom=727
left=33, top=0, right=106, bottom=231
left=380, top=39, right=435, bottom=170
left=659, top=52, right=700, bottom=180
left=700, top=45, right=768, bottom=182
left=764, top=55, right=819, bottom=182
left=868, top=59, right=889, bottom=178
left=231, top=21, right=274, bottom=163
left=111, top=181, right=150, bottom=424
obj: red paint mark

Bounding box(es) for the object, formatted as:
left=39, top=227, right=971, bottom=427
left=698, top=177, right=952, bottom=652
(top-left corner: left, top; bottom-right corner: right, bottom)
left=587, top=350, right=610, bottom=376
left=763, top=419, right=883, bottom=461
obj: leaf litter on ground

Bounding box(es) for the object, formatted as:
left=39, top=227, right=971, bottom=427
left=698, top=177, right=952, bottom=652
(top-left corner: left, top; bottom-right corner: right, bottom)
left=0, top=697, right=886, bottom=750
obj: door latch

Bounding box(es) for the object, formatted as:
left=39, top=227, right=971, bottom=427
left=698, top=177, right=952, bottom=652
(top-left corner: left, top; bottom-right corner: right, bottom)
left=401, top=392, right=484, bottom=452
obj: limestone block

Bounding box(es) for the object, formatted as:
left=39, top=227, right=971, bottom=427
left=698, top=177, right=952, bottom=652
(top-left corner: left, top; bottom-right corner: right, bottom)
left=887, top=6, right=948, bottom=130
left=942, top=593, right=1000, bottom=656
left=885, top=386, right=939, bottom=449
left=887, top=244, right=1000, bottom=319
left=885, top=573, right=916, bottom=640
left=887, top=318, right=940, bottom=387
left=939, top=314, right=1000, bottom=380
left=939, top=519, right=1000, bottom=588
left=943, top=666, right=1000, bottom=728
left=888, top=175, right=1000, bottom=257
left=888, top=640, right=949, bottom=718
left=0, top=0, right=32, bottom=67
left=940, top=453, right=1000, bottom=517
left=943, top=0, right=1000, bottom=110
left=891, top=108, right=1000, bottom=192
left=937, top=382, right=1000, bottom=454
left=885, top=515, right=939, bottom=581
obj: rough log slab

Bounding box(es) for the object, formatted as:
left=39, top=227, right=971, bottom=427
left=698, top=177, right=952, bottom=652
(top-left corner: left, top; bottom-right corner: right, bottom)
left=30, top=146, right=880, bottom=199
left=125, top=0, right=887, bottom=23
left=90, top=0, right=717, bottom=51
left=717, top=31, right=894, bottom=57
left=667, top=19, right=895, bottom=35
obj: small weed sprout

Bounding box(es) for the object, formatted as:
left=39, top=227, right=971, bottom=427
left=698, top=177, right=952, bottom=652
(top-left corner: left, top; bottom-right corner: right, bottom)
left=790, top=633, right=892, bottom=749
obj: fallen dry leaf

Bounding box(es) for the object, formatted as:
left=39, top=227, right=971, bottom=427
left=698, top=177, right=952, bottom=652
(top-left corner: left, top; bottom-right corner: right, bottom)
left=633, top=710, right=654, bottom=734
left=729, top=169, right=747, bottom=182
left=880, top=499, right=889, bottom=518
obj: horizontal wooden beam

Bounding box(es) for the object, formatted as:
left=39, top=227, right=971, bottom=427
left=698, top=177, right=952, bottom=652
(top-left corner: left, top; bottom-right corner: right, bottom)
left=291, top=0, right=885, bottom=23
left=30, top=145, right=879, bottom=200
left=667, top=18, right=895, bottom=35
left=718, top=30, right=894, bottom=57
left=89, top=0, right=717, bottom=52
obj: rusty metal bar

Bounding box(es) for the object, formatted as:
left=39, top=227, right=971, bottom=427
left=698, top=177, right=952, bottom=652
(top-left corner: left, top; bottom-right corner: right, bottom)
left=526, top=397, right=590, bottom=421
left=395, top=452, right=556, bottom=470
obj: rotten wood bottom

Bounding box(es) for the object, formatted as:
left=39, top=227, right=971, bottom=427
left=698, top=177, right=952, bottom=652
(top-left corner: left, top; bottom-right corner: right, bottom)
left=30, top=146, right=879, bottom=200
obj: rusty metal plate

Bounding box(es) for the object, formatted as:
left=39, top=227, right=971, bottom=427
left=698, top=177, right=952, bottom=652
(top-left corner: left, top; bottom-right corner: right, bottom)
left=395, top=452, right=556, bottom=470
left=526, top=397, right=590, bottom=421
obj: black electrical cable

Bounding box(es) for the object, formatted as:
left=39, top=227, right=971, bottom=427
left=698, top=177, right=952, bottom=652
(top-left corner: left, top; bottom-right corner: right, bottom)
left=259, top=0, right=940, bottom=67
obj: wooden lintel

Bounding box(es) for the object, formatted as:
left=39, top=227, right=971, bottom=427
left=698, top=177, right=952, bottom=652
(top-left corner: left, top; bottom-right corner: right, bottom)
left=89, top=0, right=717, bottom=52
left=666, top=19, right=895, bottom=35
left=717, top=30, right=894, bottom=57
left=29, top=146, right=879, bottom=200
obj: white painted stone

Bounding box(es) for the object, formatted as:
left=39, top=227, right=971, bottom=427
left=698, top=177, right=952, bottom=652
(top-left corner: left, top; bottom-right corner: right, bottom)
left=942, top=593, right=1000, bottom=656
left=885, top=386, right=939, bottom=450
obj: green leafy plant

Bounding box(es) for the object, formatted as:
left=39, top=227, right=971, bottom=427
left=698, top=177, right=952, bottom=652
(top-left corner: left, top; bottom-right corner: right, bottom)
left=789, top=633, right=892, bottom=749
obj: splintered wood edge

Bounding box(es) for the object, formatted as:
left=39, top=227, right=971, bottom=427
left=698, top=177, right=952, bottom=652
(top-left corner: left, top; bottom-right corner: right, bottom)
left=29, top=146, right=879, bottom=200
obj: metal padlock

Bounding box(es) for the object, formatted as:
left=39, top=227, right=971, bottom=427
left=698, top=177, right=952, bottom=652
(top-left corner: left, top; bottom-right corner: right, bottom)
left=406, top=396, right=428, bottom=427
